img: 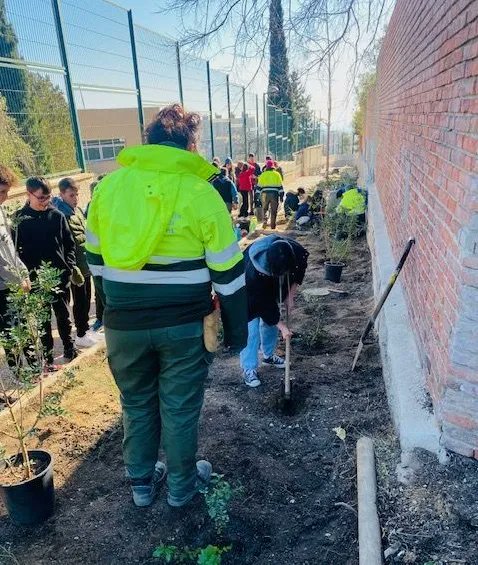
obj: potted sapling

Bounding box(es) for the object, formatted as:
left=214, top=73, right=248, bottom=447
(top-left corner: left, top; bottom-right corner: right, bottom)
left=0, top=260, right=61, bottom=525
left=323, top=211, right=356, bottom=283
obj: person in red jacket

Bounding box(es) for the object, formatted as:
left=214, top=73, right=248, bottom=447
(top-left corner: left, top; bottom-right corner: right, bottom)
left=237, top=162, right=255, bottom=217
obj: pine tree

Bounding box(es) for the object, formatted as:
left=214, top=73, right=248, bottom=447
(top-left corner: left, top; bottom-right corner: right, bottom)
left=268, top=0, right=291, bottom=111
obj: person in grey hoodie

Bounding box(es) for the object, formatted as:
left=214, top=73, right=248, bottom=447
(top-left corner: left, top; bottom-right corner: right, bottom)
left=0, top=166, right=30, bottom=367
left=240, top=234, right=308, bottom=387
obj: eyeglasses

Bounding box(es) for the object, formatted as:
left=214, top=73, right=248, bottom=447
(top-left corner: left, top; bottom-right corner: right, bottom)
left=31, top=193, right=51, bottom=202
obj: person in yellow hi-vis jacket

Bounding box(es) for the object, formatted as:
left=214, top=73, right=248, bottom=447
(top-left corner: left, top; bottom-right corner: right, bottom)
left=85, top=104, right=248, bottom=509
left=257, top=160, right=284, bottom=230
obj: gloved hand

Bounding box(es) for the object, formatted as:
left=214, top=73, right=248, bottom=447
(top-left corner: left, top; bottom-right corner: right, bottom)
left=70, top=266, right=85, bottom=287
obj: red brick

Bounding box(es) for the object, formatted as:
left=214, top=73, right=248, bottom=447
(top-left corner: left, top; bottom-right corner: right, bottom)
left=362, top=0, right=478, bottom=456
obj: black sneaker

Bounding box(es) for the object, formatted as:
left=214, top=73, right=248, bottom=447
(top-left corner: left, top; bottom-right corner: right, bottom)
left=64, top=348, right=79, bottom=362
left=262, top=355, right=286, bottom=369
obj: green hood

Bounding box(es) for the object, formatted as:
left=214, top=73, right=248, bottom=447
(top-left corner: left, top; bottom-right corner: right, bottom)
left=93, top=144, right=219, bottom=270
left=117, top=144, right=218, bottom=181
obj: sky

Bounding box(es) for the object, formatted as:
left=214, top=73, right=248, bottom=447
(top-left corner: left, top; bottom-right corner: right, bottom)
left=111, top=0, right=396, bottom=129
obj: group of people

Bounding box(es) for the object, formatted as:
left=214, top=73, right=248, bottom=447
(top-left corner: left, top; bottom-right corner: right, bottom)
left=0, top=103, right=310, bottom=512
left=0, top=167, right=104, bottom=371
left=211, top=153, right=285, bottom=230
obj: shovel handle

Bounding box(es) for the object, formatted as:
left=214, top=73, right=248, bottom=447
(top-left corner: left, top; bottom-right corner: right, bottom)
left=360, top=237, right=415, bottom=343
left=284, top=335, right=291, bottom=398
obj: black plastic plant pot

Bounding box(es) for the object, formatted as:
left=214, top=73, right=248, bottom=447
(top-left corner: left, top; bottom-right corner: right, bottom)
left=0, top=449, right=54, bottom=525
left=324, top=261, right=345, bottom=283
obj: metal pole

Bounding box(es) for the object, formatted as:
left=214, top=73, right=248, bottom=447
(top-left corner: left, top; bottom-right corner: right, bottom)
left=263, top=93, right=268, bottom=157
left=176, top=42, right=184, bottom=106
left=255, top=93, right=260, bottom=158
left=206, top=61, right=215, bottom=159
left=51, top=0, right=85, bottom=171
left=352, top=133, right=355, bottom=155
left=242, top=86, right=247, bottom=159
left=341, top=132, right=344, bottom=154
left=226, top=75, right=233, bottom=158
left=127, top=10, right=145, bottom=141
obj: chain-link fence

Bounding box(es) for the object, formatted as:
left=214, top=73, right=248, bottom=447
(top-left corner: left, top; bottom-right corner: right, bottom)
left=1, top=0, right=331, bottom=179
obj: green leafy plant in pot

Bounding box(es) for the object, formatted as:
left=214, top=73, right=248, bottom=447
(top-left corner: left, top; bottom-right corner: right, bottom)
left=323, top=211, right=357, bottom=283
left=0, top=255, right=61, bottom=525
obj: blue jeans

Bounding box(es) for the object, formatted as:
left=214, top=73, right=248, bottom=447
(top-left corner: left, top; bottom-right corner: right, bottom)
left=240, top=318, right=278, bottom=371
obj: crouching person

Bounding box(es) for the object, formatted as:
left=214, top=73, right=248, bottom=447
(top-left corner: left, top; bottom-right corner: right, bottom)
left=86, top=104, right=248, bottom=508
left=240, top=235, right=309, bottom=387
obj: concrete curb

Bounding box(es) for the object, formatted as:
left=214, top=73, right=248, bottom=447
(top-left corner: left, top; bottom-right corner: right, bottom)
left=0, top=341, right=106, bottom=426
left=357, top=436, right=383, bottom=565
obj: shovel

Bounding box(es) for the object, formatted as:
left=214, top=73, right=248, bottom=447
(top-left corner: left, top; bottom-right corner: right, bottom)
left=351, top=237, right=415, bottom=371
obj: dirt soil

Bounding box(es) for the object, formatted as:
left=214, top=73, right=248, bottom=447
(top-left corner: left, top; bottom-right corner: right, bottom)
left=0, top=232, right=476, bottom=565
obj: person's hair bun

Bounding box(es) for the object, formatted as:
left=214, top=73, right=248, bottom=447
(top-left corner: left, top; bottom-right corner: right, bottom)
left=145, top=104, right=201, bottom=149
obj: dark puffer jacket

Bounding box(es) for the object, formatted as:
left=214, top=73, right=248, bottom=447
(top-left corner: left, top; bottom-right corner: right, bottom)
left=52, top=197, right=89, bottom=276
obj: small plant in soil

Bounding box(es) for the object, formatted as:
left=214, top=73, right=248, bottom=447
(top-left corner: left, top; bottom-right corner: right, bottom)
left=0, top=262, right=61, bottom=484
left=152, top=544, right=231, bottom=564
left=323, top=212, right=357, bottom=265
left=201, top=473, right=243, bottom=534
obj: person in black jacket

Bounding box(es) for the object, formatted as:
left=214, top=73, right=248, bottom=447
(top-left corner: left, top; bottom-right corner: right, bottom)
left=13, top=177, right=77, bottom=369
left=239, top=235, right=309, bottom=387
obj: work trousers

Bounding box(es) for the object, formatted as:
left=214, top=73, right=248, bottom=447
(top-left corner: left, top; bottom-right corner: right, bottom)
left=240, top=318, right=278, bottom=371
left=105, top=320, right=209, bottom=499
left=95, top=286, right=104, bottom=323
left=262, top=192, right=280, bottom=229
left=71, top=275, right=91, bottom=337
left=42, top=283, right=74, bottom=363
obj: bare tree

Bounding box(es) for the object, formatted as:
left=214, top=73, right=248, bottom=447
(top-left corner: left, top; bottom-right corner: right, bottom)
left=163, top=0, right=392, bottom=171
left=163, top=0, right=392, bottom=81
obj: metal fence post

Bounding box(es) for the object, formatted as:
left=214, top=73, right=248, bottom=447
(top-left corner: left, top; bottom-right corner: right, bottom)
left=263, top=94, right=268, bottom=157
left=206, top=61, right=215, bottom=159
left=127, top=10, right=145, bottom=140
left=242, top=87, right=247, bottom=159
left=176, top=42, right=184, bottom=106
left=226, top=75, right=233, bottom=158
left=51, top=0, right=85, bottom=171
left=255, top=94, right=260, bottom=158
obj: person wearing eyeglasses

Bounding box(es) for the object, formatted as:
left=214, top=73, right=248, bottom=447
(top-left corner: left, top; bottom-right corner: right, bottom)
left=12, top=177, right=77, bottom=370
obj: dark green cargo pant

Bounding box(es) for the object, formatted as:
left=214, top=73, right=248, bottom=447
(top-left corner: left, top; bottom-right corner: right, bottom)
left=105, top=320, right=209, bottom=500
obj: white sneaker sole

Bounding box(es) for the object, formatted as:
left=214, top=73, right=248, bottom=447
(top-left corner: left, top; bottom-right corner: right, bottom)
left=244, top=379, right=261, bottom=388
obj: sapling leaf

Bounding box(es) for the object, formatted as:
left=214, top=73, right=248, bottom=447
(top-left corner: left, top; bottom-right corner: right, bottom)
left=333, top=426, right=347, bottom=441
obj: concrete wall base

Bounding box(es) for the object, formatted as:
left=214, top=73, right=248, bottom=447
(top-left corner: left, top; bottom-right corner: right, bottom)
left=366, top=182, right=441, bottom=454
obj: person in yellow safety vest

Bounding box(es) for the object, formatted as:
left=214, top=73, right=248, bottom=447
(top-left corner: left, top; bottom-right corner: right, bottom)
left=336, top=187, right=366, bottom=215
left=258, top=160, right=284, bottom=230
left=85, top=104, right=248, bottom=509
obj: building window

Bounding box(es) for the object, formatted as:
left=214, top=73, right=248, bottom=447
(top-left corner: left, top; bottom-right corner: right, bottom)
left=82, top=138, right=125, bottom=162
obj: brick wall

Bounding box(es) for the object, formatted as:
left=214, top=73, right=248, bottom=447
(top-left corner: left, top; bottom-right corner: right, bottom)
left=363, top=0, right=478, bottom=456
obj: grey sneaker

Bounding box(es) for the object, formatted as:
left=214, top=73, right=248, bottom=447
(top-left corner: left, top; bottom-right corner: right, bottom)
left=131, top=461, right=167, bottom=507
left=262, top=355, right=285, bottom=369
left=243, top=369, right=261, bottom=387
left=167, top=460, right=212, bottom=507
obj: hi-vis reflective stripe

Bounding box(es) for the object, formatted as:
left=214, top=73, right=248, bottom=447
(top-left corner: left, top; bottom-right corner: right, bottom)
left=206, top=241, right=241, bottom=264
left=89, top=264, right=104, bottom=277
left=86, top=229, right=100, bottom=247
left=212, top=273, right=245, bottom=296
left=148, top=255, right=205, bottom=265
left=102, top=267, right=211, bottom=285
